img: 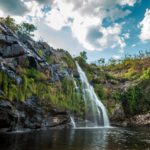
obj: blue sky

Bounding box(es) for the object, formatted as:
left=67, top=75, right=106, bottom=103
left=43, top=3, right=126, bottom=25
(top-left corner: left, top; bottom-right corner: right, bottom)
left=0, top=0, right=150, bottom=62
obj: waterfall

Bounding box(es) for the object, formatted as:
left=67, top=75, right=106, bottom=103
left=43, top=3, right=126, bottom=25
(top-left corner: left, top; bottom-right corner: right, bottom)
left=70, top=116, right=76, bottom=128
left=75, top=62, right=110, bottom=127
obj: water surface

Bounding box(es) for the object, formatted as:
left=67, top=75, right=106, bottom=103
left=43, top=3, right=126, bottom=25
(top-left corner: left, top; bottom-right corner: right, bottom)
left=0, top=127, right=149, bottom=150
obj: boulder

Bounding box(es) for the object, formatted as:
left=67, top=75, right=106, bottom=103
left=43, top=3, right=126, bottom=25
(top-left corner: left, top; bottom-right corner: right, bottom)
left=6, top=35, right=18, bottom=43
left=0, top=34, right=6, bottom=41
left=110, top=103, right=126, bottom=126
left=2, top=44, right=25, bottom=58
left=122, top=113, right=150, bottom=127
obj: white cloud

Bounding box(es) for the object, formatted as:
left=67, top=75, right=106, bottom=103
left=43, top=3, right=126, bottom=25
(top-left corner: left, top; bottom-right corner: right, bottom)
left=42, top=0, right=132, bottom=51
left=13, top=1, right=47, bottom=24
left=0, top=0, right=28, bottom=16
left=139, top=9, right=150, bottom=41
left=107, top=8, right=131, bottom=21
left=0, top=0, right=136, bottom=52
left=96, top=24, right=126, bottom=51
left=112, top=55, right=121, bottom=60
left=45, top=6, right=69, bottom=30
left=0, top=10, right=5, bottom=17
left=118, top=0, right=137, bottom=6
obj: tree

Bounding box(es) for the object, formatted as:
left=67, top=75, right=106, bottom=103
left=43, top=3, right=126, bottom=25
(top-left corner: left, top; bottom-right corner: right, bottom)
left=80, top=51, right=87, bottom=61
left=98, top=58, right=105, bottom=66
left=108, top=58, right=117, bottom=65
left=138, top=50, right=145, bottom=59
left=0, top=16, right=17, bottom=31
left=19, top=22, right=37, bottom=36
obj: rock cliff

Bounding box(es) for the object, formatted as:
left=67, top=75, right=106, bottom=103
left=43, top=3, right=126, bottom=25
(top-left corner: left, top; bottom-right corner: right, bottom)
left=0, top=22, right=76, bottom=132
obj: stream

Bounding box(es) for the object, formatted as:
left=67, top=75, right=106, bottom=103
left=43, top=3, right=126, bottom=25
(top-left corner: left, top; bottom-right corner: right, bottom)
left=0, top=127, right=149, bottom=150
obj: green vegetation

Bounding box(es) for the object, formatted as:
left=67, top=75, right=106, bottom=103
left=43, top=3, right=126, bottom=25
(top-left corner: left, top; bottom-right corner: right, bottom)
left=0, top=16, right=18, bottom=31
left=37, top=49, right=44, bottom=57
left=0, top=68, right=84, bottom=114
left=77, top=51, right=150, bottom=117
left=121, top=79, right=150, bottom=116
left=0, top=16, right=37, bottom=36
left=79, top=51, right=87, bottom=61
left=75, top=51, right=87, bottom=67
left=18, top=22, right=37, bottom=36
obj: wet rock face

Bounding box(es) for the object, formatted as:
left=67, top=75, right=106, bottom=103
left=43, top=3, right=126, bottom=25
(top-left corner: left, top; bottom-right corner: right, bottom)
left=0, top=24, right=25, bottom=58
left=0, top=97, right=70, bottom=132
left=0, top=100, right=16, bottom=129
left=0, top=23, right=75, bottom=132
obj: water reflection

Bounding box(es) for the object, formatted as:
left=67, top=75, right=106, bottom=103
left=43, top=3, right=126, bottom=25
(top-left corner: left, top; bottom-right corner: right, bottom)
left=0, top=127, right=149, bottom=150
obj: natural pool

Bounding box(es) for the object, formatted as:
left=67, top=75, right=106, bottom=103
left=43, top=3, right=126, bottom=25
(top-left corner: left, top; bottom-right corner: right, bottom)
left=0, top=127, right=149, bottom=150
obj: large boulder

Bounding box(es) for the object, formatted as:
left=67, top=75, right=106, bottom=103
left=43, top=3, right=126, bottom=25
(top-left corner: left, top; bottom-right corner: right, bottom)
left=0, top=23, right=25, bottom=58
left=1, top=44, right=25, bottom=58
left=110, top=103, right=125, bottom=126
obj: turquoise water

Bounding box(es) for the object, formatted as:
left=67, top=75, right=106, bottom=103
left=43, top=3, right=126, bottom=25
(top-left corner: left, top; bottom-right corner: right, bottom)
left=0, top=127, right=149, bottom=150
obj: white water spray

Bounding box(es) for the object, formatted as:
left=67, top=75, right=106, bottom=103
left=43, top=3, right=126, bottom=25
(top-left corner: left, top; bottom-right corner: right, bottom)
left=70, top=116, right=76, bottom=128
left=75, top=62, right=110, bottom=127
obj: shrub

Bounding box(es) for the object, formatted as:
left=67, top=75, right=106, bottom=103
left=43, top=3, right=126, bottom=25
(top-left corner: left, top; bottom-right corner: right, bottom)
left=26, top=68, right=38, bottom=78
left=37, top=49, right=44, bottom=57
left=94, top=84, right=105, bottom=100
left=8, top=84, right=18, bottom=101
left=140, top=67, right=150, bottom=80
left=121, top=79, right=150, bottom=116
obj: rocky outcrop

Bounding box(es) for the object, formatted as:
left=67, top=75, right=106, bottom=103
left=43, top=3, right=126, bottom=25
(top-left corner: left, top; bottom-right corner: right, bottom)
left=110, top=104, right=150, bottom=127
left=0, top=24, right=26, bottom=58
left=110, top=103, right=125, bottom=126
left=122, top=113, right=150, bottom=127
left=0, top=22, right=76, bottom=132
left=0, top=97, right=70, bottom=132
left=0, top=22, right=74, bottom=80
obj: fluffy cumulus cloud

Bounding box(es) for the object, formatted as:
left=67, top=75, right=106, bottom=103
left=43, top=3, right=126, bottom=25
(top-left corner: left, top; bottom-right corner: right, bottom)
left=112, top=55, right=121, bottom=60
left=118, top=0, right=137, bottom=6
left=0, top=0, right=54, bottom=17
left=0, top=0, right=28, bottom=16
left=139, top=9, right=150, bottom=41
left=0, top=0, right=137, bottom=52
left=42, top=0, right=136, bottom=51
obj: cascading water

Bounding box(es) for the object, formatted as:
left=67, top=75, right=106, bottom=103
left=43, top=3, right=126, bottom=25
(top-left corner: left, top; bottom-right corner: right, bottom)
left=70, top=116, right=76, bottom=128
left=75, top=62, right=110, bottom=127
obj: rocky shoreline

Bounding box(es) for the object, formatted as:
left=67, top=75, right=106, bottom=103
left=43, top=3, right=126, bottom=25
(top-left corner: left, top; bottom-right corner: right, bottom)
left=0, top=96, right=149, bottom=132
left=0, top=98, right=71, bottom=132
left=111, top=113, right=150, bottom=127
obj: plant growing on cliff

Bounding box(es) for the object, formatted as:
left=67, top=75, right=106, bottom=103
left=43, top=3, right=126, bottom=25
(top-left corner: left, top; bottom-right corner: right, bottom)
left=94, top=84, right=105, bottom=100
left=0, top=16, right=18, bottom=31
left=8, top=84, right=18, bottom=101
left=19, top=22, right=37, bottom=36
left=121, top=79, right=150, bottom=116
